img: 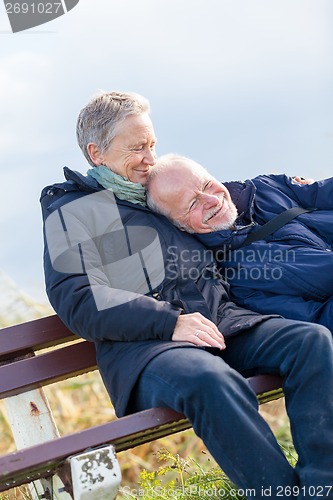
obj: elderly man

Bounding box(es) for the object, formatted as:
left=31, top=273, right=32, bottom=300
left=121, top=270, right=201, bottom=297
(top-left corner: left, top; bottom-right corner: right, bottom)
left=42, top=94, right=333, bottom=498
left=146, top=154, right=333, bottom=333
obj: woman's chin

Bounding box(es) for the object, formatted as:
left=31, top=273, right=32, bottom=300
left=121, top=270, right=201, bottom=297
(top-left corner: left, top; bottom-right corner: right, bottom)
left=133, top=171, right=150, bottom=185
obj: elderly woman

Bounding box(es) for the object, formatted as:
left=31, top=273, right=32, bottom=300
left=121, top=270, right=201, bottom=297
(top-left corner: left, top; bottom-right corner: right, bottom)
left=77, top=91, right=157, bottom=195
left=41, top=91, right=333, bottom=495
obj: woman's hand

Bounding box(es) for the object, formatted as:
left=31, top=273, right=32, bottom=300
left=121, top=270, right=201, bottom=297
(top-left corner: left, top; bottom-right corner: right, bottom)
left=172, top=312, right=226, bottom=350
left=293, top=176, right=315, bottom=185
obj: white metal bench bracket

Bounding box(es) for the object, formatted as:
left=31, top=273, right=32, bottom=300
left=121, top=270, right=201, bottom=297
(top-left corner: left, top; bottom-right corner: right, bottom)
left=69, top=445, right=121, bottom=500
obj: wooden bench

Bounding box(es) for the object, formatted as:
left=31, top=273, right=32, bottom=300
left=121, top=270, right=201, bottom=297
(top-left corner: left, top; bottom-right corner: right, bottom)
left=0, top=314, right=284, bottom=499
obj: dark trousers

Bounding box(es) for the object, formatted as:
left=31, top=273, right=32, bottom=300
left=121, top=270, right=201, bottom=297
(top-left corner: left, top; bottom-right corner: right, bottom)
left=131, top=318, right=333, bottom=499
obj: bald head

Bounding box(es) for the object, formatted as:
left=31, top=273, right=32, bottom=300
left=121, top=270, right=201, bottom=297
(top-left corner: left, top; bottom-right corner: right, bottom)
left=147, top=155, right=204, bottom=219
left=146, top=154, right=238, bottom=233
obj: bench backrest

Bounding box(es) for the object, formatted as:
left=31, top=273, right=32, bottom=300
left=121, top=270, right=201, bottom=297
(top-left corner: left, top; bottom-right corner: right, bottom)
left=0, top=315, right=97, bottom=399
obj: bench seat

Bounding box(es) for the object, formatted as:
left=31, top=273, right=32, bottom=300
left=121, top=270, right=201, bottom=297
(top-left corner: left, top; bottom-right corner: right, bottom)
left=0, top=315, right=283, bottom=495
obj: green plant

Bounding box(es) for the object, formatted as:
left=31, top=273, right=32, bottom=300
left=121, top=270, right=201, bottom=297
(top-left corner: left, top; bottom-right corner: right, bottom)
left=118, top=448, right=246, bottom=499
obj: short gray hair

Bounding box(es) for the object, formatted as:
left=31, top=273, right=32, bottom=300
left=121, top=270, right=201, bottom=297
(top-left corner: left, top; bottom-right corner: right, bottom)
left=76, top=90, right=150, bottom=167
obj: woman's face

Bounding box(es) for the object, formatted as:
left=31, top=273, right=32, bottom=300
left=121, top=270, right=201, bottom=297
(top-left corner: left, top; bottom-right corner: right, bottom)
left=101, top=113, right=157, bottom=185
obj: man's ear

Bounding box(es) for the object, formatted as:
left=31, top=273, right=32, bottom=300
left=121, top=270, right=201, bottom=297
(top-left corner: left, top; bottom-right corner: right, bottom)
left=87, top=143, right=103, bottom=166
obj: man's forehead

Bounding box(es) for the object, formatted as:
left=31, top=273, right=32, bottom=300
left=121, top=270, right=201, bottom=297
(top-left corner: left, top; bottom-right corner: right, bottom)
left=190, top=164, right=210, bottom=182
left=192, top=165, right=222, bottom=186
left=179, top=168, right=205, bottom=197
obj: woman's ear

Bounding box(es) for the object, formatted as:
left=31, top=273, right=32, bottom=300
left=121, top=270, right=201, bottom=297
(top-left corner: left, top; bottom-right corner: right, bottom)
left=87, top=143, right=103, bottom=166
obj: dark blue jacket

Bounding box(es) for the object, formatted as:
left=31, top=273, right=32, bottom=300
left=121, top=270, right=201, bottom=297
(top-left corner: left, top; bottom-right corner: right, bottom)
left=196, top=174, right=333, bottom=331
left=41, top=168, right=272, bottom=416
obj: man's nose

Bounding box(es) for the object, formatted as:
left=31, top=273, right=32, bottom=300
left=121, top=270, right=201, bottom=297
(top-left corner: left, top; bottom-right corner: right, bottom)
left=143, top=149, right=157, bottom=166
left=200, top=192, right=220, bottom=207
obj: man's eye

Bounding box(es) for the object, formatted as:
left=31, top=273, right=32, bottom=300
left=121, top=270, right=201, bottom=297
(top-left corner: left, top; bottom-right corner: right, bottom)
left=189, top=199, right=197, bottom=211
left=203, top=181, right=211, bottom=191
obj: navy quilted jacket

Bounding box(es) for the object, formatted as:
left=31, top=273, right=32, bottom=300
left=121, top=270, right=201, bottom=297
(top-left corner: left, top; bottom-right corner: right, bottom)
left=196, top=174, right=333, bottom=331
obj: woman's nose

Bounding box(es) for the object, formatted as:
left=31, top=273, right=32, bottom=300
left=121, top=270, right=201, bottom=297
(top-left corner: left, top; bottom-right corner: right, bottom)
left=143, top=149, right=157, bottom=166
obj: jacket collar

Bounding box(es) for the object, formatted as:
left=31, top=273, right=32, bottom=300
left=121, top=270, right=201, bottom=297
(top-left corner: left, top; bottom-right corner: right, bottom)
left=64, top=166, right=102, bottom=192
left=224, top=179, right=256, bottom=225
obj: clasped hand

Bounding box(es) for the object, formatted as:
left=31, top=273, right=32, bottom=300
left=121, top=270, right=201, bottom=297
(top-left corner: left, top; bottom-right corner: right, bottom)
left=172, top=312, right=226, bottom=350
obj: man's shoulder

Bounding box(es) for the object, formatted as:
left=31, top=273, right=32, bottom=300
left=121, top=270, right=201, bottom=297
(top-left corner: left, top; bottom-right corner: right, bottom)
left=251, top=173, right=290, bottom=189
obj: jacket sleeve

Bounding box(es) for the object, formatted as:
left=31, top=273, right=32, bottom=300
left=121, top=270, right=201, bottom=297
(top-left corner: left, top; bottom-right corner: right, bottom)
left=231, top=287, right=333, bottom=332
left=258, top=174, right=333, bottom=210
left=42, top=192, right=181, bottom=343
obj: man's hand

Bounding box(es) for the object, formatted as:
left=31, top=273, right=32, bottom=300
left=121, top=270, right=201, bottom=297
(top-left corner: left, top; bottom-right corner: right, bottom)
left=293, top=176, right=315, bottom=185
left=172, top=312, right=226, bottom=350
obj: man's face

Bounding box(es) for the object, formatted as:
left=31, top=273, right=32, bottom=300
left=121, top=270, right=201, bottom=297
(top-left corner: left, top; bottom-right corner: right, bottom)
left=101, top=113, right=157, bottom=185
left=149, top=159, right=238, bottom=233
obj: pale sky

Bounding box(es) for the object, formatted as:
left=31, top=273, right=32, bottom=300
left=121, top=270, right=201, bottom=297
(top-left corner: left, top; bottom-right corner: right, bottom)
left=0, top=0, right=332, bottom=301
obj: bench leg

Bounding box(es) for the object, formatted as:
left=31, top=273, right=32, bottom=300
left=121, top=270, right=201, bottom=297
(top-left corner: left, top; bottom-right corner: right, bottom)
left=69, top=445, right=121, bottom=500
left=2, top=388, right=72, bottom=499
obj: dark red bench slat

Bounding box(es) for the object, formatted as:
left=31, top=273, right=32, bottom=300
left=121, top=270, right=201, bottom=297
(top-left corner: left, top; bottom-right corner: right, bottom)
left=0, top=407, right=190, bottom=492
left=0, top=339, right=283, bottom=401
left=0, top=315, right=78, bottom=362
left=249, top=374, right=283, bottom=401
left=0, top=341, right=97, bottom=399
